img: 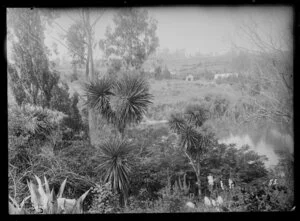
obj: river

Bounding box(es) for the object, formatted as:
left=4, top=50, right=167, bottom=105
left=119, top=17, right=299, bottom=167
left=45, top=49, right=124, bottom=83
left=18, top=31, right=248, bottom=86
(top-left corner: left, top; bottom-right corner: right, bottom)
left=219, top=128, right=293, bottom=168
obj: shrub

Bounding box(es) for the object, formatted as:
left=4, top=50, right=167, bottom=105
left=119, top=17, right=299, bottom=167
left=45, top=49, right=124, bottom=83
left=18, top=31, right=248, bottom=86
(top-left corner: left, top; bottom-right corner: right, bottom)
left=8, top=103, right=67, bottom=162
left=223, top=182, right=293, bottom=211
left=158, top=183, right=186, bottom=212
left=88, top=182, right=120, bottom=213
left=70, top=65, right=79, bottom=82
left=215, top=74, right=239, bottom=85
left=125, top=180, right=191, bottom=213
left=125, top=195, right=151, bottom=213
left=154, top=66, right=162, bottom=80
left=58, top=140, right=100, bottom=179
left=107, top=59, right=124, bottom=78
left=49, top=82, right=72, bottom=115
left=62, top=92, right=84, bottom=134
left=203, top=93, right=231, bottom=119
left=200, top=70, right=214, bottom=81
left=8, top=104, right=95, bottom=204
left=162, top=66, right=171, bottom=79
left=128, top=162, right=166, bottom=201
left=50, top=86, right=85, bottom=142
left=126, top=126, right=189, bottom=201
left=9, top=175, right=91, bottom=214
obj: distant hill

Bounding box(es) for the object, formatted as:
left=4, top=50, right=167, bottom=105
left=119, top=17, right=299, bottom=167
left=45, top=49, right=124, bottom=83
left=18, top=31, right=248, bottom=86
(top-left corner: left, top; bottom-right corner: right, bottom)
left=143, top=52, right=233, bottom=77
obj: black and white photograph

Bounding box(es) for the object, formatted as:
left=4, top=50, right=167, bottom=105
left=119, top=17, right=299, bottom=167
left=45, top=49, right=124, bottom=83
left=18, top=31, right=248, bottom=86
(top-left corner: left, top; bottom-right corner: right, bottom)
left=7, top=6, right=294, bottom=214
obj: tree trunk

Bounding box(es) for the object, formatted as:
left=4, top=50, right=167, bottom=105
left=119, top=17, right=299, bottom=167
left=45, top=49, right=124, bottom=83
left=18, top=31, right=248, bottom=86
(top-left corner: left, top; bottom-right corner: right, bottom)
left=196, top=171, right=201, bottom=198
left=119, top=191, right=128, bottom=208
left=195, top=158, right=201, bottom=198
left=83, top=9, right=112, bottom=146
left=85, top=51, right=90, bottom=79
left=88, top=109, right=99, bottom=146
left=184, top=148, right=202, bottom=198
left=87, top=48, right=98, bottom=146
left=83, top=9, right=99, bottom=146
left=89, top=43, right=94, bottom=80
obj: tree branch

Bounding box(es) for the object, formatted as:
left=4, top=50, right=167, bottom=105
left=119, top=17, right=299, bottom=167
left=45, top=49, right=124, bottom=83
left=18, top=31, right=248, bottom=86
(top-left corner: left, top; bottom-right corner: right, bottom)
left=52, top=20, right=69, bottom=34
left=91, top=10, right=105, bottom=28
left=51, top=36, right=87, bottom=62
left=183, top=144, right=197, bottom=174
left=66, top=12, right=79, bottom=24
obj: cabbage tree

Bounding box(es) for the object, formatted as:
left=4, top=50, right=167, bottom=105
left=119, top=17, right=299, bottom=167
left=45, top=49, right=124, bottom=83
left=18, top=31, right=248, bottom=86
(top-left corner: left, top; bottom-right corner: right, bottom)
left=96, top=138, right=134, bottom=207
left=83, top=73, right=153, bottom=137
left=168, top=104, right=214, bottom=197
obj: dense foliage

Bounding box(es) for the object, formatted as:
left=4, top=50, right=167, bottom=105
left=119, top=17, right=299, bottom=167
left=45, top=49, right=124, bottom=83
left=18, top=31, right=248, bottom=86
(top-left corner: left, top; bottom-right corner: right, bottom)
left=8, top=101, right=293, bottom=213
left=8, top=8, right=293, bottom=214
left=7, top=9, right=60, bottom=108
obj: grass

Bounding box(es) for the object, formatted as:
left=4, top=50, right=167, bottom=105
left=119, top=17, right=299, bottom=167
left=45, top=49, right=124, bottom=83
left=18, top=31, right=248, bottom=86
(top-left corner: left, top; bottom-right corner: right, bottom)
left=7, top=69, right=253, bottom=143
left=66, top=76, right=243, bottom=122
left=8, top=67, right=294, bottom=213
left=148, top=79, right=241, bottom=106
left=7, top=61, right=240, bottom=110
left=7, top=67, right=247, bottom=141
left=66, top=74, right=242, bottom=106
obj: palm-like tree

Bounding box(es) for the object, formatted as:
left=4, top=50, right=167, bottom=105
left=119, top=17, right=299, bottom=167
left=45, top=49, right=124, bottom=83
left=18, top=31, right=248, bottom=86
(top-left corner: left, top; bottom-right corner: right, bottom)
left=83, top=73, right=153, bottom=136
left=168, top=104, right=213, bottom=197
left=84, top=73, right=153, bottom=206
left=96, top=138, right=134, bottom=206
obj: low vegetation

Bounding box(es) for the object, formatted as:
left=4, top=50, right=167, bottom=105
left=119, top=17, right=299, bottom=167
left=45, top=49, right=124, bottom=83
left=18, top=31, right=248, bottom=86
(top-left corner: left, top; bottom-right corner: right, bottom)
left=8, top=86, right=294, bottom=213
left=7, top=7, right=293, bottom=214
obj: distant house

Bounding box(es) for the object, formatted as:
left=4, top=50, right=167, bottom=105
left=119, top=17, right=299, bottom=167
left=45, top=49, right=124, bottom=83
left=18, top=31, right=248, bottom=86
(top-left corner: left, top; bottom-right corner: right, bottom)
left=170, top=70, right=177, bottom=75
left=214, top=73, right=238, bottom=80
left=186, top=74, right=194, bottom=81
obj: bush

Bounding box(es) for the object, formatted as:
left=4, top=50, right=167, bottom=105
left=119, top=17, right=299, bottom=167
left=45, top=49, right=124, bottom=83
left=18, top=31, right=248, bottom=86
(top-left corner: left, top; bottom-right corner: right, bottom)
left=88, top=182, right=121, bottom=213
left=70, top=64, right=79, bottom=82
left=8, top=104, right=94, bottom=205
left=145, top=102, right=186, bottom=121
left=62, top=92, right=84, bottom=134
left=49, top=82, right=71, bottom=114
left=58, top=140, right=100, bottom=179
left=50, top=85, right=85, bottom=142
left=223, top=182, right=293, bottom=211
left=157, top=182, right=187, bottom=213
left=128, top=162, right=166, bottom=201
left=70, top=72, right=78, bottom=82
left=125, top=180, right=191, bottom=213
left=125, top=188, right=158, bottom=212
left=8, top=103, right=67, bottom=153
left=107, top=59, right=123, bottom=78
left=162, top=67, right=171, bottom=79
left=126, top=126, right=189, bottom=203
left=154, top=66, right=162, bottom=80
left=200, top=70, right=214, bottom=81
left=8, top=103, right=67, bottom=201
left=203, top=93, right=231, bottom=119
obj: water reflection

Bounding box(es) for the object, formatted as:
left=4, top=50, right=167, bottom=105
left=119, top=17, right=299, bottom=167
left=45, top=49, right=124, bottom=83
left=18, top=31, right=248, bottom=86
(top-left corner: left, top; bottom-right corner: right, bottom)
left=219, top=129, right=293, bottom=168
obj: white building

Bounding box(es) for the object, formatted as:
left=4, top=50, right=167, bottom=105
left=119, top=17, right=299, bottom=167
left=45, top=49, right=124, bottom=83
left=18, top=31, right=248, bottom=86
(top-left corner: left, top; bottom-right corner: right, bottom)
left=186, top=74, right=194, bottom=81
left=214, top=73, right=238, bottom=80
left=170, top=70, right=177, bottom=75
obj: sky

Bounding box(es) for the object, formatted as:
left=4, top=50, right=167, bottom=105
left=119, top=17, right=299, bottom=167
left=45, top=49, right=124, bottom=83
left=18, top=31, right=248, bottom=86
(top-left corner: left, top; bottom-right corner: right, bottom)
left=43, top=6, right=293, bottom=61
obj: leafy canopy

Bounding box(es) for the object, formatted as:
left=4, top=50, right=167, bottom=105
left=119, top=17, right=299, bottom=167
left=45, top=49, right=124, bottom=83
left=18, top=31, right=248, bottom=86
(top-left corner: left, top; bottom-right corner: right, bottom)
left=99, top=8, right=159, bottom=70
left=7, top=8, right=59, bottom=108
left=168, top=104, right=211, bottom=154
